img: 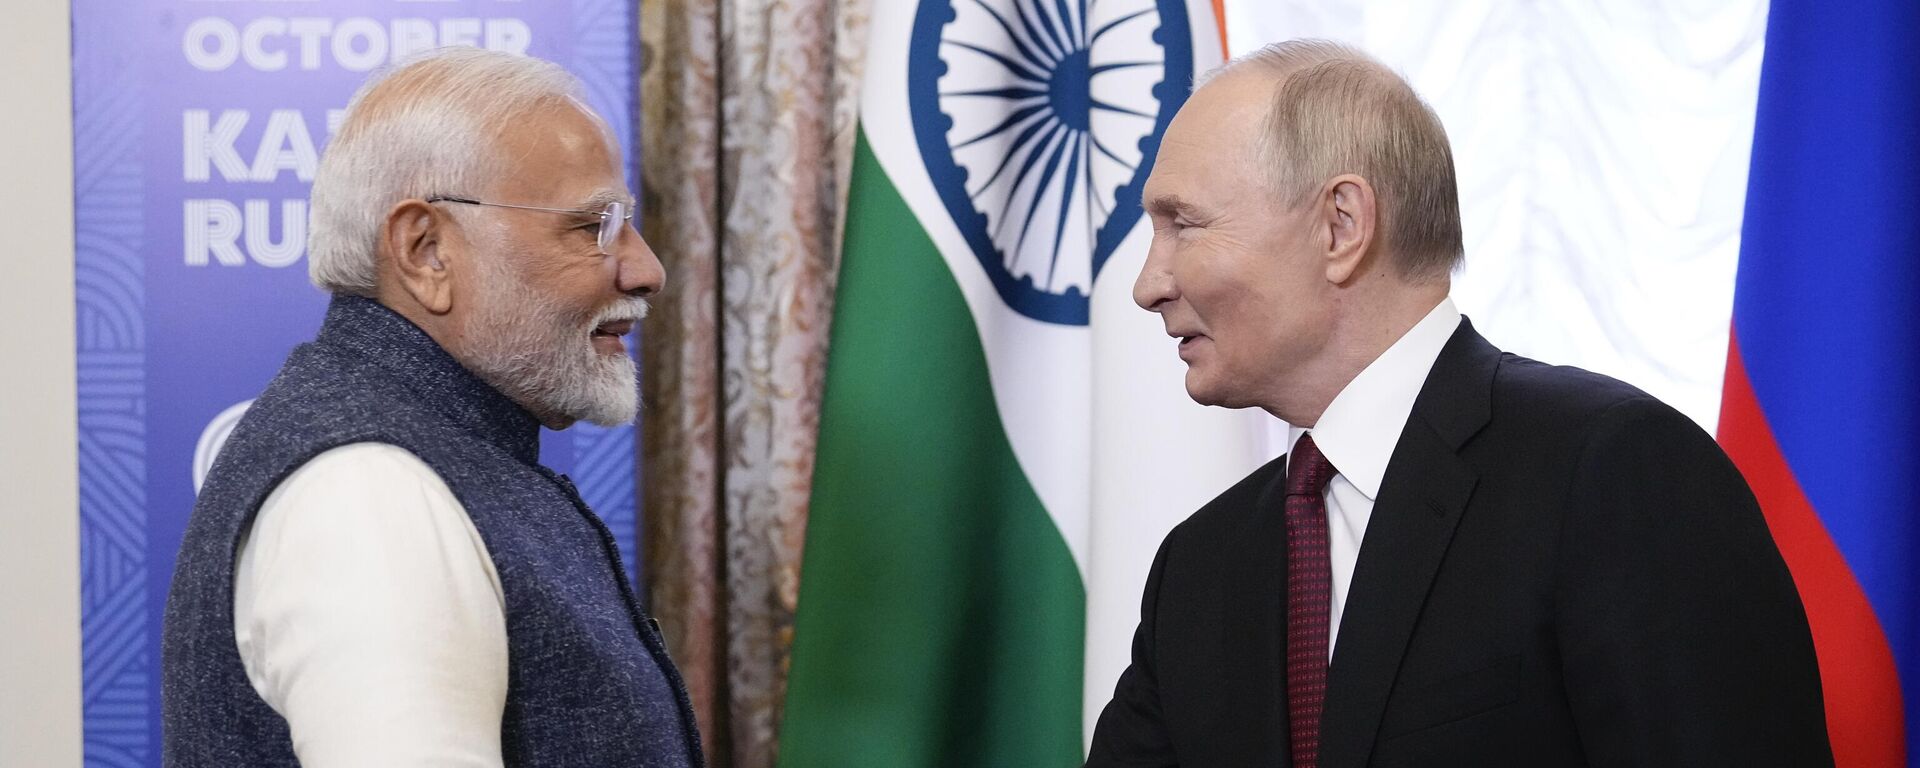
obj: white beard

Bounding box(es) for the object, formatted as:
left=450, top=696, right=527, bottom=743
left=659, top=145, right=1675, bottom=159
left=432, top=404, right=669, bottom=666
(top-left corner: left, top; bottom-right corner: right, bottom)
left=461, top=255, right=646, bottom=427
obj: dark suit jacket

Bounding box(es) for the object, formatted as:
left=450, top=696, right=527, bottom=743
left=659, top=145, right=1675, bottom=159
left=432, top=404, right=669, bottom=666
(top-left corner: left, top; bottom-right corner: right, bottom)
left=1087, top=319, right=1831, bottom=767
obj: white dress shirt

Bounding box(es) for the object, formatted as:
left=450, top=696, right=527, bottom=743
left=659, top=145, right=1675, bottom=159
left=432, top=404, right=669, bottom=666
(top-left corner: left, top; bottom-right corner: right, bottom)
left=233, top=442, right=509, bottom=767
left=1285, top=298, right=1461, bottom=658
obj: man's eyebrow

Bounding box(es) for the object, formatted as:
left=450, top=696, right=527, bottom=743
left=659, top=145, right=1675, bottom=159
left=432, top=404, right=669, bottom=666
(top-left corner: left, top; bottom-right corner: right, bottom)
left=1145, top=194, right=1200, bottom=218
left=575, top=188, right=636, bottom=211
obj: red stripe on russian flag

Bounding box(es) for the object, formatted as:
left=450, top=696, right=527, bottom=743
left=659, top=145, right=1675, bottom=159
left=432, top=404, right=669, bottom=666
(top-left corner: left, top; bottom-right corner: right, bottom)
left=1719, top=333, right=1905, bottom=768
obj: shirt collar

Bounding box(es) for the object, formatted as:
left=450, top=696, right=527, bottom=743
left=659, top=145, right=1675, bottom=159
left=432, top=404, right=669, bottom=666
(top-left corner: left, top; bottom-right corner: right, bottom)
left=1288, top=297, right=1462, bottom=500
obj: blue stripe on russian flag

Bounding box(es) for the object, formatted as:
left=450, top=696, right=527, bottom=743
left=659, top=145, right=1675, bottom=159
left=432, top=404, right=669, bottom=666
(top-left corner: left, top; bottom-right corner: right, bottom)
left=1727, top=0, right=1920, bottom=763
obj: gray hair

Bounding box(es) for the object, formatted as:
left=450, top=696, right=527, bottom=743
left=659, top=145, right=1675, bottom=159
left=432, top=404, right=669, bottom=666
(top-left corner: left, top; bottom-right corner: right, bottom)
left=307, top=47, right=587, bottom=296
left=1203, top=40, right=1464, bottom=281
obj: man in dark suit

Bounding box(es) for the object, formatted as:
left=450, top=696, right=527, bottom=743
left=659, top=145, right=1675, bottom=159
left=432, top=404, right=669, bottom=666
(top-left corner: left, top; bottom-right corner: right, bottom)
left=1086, top=39, right=1831, bottom=767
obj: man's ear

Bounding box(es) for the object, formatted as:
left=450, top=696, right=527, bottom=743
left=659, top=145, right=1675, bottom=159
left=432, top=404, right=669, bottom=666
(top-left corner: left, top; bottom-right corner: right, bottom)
left=381, top=199, right=455, bottom=315
left=1320, top=173, right=1377, bottom=285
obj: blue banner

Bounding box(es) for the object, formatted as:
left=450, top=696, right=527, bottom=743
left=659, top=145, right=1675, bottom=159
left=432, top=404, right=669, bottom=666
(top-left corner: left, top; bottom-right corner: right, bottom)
left=71, top=2, right=639, bottom=764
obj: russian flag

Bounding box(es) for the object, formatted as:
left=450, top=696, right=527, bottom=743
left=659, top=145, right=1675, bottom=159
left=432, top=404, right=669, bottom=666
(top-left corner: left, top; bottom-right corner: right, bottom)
left=1719, top=1, right=1919, bottom=765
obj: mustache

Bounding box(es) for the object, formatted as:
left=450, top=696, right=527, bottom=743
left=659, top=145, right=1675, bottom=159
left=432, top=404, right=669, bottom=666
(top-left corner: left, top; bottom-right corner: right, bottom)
left=590, top=297, right=651, bottom=328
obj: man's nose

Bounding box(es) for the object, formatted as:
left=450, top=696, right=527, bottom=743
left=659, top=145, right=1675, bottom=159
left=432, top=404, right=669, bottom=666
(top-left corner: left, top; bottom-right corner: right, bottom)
left=612, top=221, right=665, bottom=297
left=1133, top=241, right=1175, bottom=312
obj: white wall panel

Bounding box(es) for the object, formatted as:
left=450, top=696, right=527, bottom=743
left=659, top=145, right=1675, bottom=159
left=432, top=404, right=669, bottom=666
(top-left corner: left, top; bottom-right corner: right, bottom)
left=0, top=0, right=82, bottom=765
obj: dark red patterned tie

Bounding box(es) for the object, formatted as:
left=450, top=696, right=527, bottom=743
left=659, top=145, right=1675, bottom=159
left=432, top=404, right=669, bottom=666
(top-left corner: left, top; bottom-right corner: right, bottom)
left=1285, top=433, right=1338, bottom=768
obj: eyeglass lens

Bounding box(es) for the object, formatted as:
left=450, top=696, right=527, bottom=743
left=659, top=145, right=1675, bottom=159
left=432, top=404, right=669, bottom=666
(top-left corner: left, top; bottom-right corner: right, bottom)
left=600, top=201, right=629, bottom=255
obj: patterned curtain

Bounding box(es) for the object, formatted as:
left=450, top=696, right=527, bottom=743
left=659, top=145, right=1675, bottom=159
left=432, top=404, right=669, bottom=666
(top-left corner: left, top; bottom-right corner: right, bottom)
left=637, top=2, right=869, bottom=766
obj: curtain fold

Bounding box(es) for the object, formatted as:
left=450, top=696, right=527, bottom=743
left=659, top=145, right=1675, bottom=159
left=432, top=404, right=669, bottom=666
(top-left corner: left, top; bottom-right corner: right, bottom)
left=639, top=3, right=868, bottom=765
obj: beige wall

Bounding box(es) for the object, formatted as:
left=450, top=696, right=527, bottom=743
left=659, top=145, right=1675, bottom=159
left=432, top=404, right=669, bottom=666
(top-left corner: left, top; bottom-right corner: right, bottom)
left=0, top=0, right=83, bottom=765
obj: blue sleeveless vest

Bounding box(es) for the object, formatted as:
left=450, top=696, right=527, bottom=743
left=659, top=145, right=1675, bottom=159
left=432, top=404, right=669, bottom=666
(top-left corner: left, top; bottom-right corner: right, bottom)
left=162, top=296, right=702, bottom=767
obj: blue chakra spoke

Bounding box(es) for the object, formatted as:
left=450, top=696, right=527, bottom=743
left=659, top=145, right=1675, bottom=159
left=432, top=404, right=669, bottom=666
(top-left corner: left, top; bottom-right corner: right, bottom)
left=970, top=0, right=1059, bottom=69
left=1012, top=123, right=1075, bottom=260
left=969, top=113, right=1063, bottom=198
left=1053, top=0, right=1085, bottom=47
left=943, top=40, right=1050, bottom=84
left=1090, top=134, right=1134, bottom=170
left=965, top=112, right=1054, bottom=200
left=1032, top=0, right=1077, bottom=58
left=1010, top=0, right=1069, bottom=64
left=1015, top=0, right=1072, bottom=63
left=1091, top=9, right=1152, bottom=45
left=1084, top=132, right=1113, bottom=220
left=953, top=103, right=1051, bottom=151
left=941, top=86, right=1050, bottom=100
left=1090, top=61, right=1157, bottom=77
left=1091, top=98, right=1156, bottom=119
left=996, top=122, right=1069, bottom=241
left=1045, top=131, right=1086, bottom=287
left=1013, top=0, right=1075, bottom=64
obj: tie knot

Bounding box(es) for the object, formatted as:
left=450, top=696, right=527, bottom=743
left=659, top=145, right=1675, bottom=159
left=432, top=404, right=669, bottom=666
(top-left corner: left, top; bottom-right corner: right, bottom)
left=1286, top=433, right=1337, bottom=497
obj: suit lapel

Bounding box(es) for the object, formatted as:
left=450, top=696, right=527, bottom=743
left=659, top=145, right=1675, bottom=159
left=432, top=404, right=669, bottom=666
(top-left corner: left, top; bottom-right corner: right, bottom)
left=1226, top=457, right=1293, bottom=763
left=1316, top=320, right=1500, bottom=768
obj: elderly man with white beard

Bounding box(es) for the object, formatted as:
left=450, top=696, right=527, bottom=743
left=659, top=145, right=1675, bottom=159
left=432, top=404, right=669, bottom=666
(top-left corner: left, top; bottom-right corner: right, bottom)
left=161, top=49, right=703, bottom=767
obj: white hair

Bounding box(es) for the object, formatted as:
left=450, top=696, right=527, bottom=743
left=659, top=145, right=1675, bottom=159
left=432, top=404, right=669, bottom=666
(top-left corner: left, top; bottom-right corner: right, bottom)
left=307, top=47, right=587, bottom=296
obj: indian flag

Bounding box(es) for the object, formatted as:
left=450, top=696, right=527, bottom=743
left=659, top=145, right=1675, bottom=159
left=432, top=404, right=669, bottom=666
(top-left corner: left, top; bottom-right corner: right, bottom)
left=778, top=1, right=1270, bottom=764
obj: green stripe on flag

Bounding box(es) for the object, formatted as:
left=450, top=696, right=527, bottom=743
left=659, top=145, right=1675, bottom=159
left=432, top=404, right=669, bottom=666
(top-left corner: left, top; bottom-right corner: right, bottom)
left=778, top=130, right=1086, bottom=767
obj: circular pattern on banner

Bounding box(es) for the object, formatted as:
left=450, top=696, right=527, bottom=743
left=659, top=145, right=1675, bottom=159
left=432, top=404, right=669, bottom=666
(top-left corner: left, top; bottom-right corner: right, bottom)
left=193, top=399, right=253, bottom=494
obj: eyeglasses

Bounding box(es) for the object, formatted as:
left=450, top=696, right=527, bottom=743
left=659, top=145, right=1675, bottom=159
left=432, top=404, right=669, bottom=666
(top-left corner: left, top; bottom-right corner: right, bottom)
left=426, top=195, right=634, bottom=256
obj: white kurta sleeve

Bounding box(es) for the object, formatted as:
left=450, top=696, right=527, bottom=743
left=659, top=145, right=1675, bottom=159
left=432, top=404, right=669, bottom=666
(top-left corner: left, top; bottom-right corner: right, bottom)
left=233, top=442, right=509, bottom=768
